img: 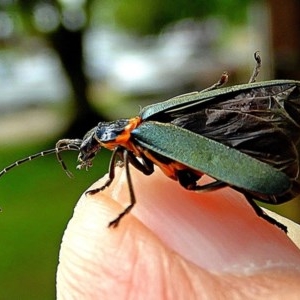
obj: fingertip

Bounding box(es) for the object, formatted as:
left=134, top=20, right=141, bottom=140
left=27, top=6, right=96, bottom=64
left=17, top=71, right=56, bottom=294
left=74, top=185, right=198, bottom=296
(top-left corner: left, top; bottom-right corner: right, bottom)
left=59, top=171, right=152, bottom=261
left=57, top=173, right=219, bottom=299
left=58, top=168, right=172, bottom=298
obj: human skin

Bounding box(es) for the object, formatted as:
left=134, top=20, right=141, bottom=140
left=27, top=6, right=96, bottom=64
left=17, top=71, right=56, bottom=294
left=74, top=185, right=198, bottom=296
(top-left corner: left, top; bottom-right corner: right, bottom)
left=57, top=166, right=300, bottom=299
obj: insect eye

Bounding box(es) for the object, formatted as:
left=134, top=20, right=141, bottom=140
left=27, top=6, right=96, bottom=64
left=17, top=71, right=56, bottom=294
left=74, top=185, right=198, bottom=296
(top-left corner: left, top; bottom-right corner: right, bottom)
left=78, top=134, right=101, bottom=163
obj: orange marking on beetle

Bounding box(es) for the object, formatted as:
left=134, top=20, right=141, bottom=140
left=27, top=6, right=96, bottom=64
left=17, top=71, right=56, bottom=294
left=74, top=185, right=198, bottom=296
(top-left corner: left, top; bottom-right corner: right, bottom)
left=102, top=117, right=142, bottom=151
left=142, top=149, right=203, bottom=181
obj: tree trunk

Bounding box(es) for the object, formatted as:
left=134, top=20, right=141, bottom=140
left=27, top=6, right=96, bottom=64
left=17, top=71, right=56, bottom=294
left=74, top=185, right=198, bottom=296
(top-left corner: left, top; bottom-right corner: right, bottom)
left=49, top=26, right=105, bottom=138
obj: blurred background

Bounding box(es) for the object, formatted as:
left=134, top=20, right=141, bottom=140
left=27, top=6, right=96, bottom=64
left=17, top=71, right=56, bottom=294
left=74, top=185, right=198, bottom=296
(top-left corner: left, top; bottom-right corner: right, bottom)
left=0, top=0, right=299, bottom=298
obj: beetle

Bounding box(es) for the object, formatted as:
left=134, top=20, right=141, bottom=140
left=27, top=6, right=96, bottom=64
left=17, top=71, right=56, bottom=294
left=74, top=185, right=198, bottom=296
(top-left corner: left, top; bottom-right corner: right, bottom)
left=1, top=53, right=299, bottom=231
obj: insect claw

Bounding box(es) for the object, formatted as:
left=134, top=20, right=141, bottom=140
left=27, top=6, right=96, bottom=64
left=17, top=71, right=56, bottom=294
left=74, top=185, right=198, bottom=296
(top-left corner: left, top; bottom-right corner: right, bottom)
left=248, top=51, right=261, bottom=83
left=108, top=218, right=120, bottom=228
left=85, top=186, right=105, bottom=195
left=108, top=203, right=135, bottom=228
left=85, top=188, right=99, bottom=195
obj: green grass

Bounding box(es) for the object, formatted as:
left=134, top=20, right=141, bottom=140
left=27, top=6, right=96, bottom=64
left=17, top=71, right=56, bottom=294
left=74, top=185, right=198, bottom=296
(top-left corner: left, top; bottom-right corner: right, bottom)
left=0, top=143, right=110, bottom=300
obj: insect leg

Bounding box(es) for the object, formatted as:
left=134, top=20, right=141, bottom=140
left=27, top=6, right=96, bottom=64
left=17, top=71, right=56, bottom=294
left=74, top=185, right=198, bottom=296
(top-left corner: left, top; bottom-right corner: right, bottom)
left=55, top=139, right=82, bottom=177
left=121, top=152, right=154, bottom=176
left=194, top=180, right=228, bottom=192
left=108, top=149, right=137, bottom=228
left=177, top=169, right=227, bottom=191
left=86, top=148, right=152, bottom=227
left=200, top=71, right=229, bottom=92
left=86, top=147, right=120, bottom=195
left=244, top=194, right=287, bottom=233
left=248, top=51, right=261, bottom=83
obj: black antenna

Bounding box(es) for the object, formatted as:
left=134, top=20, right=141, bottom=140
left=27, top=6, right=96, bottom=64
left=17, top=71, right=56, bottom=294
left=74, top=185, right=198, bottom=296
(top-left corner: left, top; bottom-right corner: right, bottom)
left=55, top=139, right=82, bottom=177
left=0, top=139, right=82, bottom=179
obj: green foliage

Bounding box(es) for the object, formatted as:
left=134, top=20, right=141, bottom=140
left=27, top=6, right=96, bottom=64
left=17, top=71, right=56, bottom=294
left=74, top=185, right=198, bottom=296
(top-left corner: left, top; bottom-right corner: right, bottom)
left=112, top=0, right=253, bottom=34
left=3, top=0, right=254, bottom=37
